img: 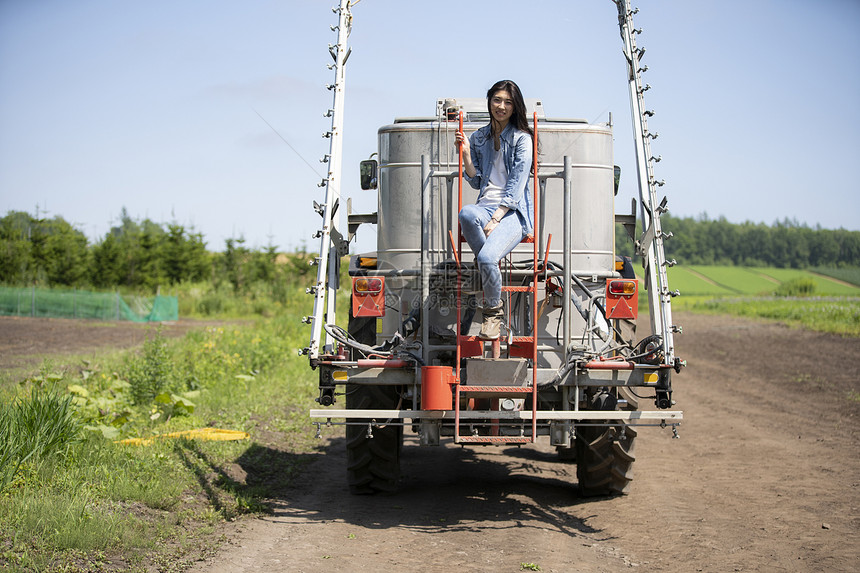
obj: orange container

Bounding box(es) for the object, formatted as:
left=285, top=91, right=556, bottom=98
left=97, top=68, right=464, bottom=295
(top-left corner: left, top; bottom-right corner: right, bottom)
left=421, top=366, right=454, bottom=411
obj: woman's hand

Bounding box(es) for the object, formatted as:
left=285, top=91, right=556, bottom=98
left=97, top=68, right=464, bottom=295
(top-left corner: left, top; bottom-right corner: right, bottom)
left=483, top=218, right=498, bottom=236
left=455, top=130, right=470, bottom=155
left=456, top=130, right=477, bottom=178
left=482, top=208, right=509, bottom=236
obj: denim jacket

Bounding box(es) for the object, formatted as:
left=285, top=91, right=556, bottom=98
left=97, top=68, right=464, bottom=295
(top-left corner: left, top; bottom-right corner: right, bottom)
left=464, top=122, right=534, bottom=234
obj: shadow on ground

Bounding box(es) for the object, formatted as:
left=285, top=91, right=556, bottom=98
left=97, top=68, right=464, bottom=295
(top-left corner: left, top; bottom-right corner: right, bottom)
left=194, top=434, right=615, bottom=542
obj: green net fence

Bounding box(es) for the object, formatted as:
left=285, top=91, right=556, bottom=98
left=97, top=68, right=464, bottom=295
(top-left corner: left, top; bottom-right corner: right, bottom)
left=0, top=287, right=178, bottom=322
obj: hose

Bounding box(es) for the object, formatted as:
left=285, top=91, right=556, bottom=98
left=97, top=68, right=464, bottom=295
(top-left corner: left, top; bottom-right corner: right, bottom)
left=324, top=323, right=387, bottom=356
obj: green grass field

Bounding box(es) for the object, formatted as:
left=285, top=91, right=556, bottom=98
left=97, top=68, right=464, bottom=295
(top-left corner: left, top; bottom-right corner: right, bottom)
left=641, top=266, right=860, bottom=336
left=656, top=266, right=860, bottom=298
left=660, top=267, right=736, bottom=296
left=812, top=266, right=860, bottom=287
left=755, top=268, right=860, bottom=296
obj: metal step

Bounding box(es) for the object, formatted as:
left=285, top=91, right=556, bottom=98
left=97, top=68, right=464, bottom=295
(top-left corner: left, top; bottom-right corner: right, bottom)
left=457, top=335, right=536, bottom=343
left=457, top=385, right=533, bottom=398
left=456, top=435, right=532, bottom=445
left=500, top=285, right=535, bottom=293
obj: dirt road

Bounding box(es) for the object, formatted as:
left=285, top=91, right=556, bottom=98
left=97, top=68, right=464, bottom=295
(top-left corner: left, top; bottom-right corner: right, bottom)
left=188, top=312, right=859, bottom=573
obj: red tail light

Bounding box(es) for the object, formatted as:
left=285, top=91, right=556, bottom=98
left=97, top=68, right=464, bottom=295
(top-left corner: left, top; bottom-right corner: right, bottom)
left=354, top=277, right=383, bottom=294
left=608, top=279, right=637, bottom=296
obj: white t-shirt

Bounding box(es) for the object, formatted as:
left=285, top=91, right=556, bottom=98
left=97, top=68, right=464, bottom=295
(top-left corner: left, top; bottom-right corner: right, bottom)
left=478, top=146, right=508, bottom=209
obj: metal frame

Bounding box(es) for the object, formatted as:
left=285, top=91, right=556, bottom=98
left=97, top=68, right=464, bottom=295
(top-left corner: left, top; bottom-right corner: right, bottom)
left=307, top=0, right=353, bottom=360
left=614, top=0, right=679, bottom=364
left=310, top=409, right=682, bottom=422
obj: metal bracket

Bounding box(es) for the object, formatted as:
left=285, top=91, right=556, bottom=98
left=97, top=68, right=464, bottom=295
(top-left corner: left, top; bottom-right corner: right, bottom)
left=615, top=198, right=638, bottom=244
left=330, top=226, right=349, bottom=257
left=347, top=197, right=378, bottom=242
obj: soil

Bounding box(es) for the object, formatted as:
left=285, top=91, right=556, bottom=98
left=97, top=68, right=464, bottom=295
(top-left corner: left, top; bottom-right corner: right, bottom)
left=0, top=316, right=223, bottom=373
left=3, top=313, right=858, bottom=572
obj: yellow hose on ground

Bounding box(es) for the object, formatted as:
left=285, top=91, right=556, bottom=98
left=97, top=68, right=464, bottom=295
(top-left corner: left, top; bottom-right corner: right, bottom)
left=116, top=428, right=250, bottom=446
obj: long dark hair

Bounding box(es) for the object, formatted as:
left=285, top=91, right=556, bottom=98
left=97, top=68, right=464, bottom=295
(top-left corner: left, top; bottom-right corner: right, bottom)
left=486, top=79, right=534, bottom=141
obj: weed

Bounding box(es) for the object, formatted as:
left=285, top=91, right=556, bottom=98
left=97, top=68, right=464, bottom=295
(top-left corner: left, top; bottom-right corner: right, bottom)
left=0, top=385, right=82, bottom=493
left=521, top=563, right=541, bottom=571
left=775, top=277, right=816, bottom=297
left=18, top=386, right=82, bottom=459
left=0, top=400, right=31, bottom=492
left=125, top=328, right=174, bottom=406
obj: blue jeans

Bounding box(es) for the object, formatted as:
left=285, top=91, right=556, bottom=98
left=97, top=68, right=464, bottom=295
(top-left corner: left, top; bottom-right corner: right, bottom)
left=459, top=204, right=526, bottom=307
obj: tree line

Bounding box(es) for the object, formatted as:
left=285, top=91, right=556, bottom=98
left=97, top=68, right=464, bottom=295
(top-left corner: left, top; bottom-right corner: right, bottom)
left=616, top=213, right=860, bottom=268
left=2, top=209, right=858, bottom=293
left=0, top=209, right=311, bottom=293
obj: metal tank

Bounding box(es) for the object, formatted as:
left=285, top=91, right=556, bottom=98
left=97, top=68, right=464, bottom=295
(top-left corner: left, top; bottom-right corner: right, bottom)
left=375, top=101, right=616, bottom=366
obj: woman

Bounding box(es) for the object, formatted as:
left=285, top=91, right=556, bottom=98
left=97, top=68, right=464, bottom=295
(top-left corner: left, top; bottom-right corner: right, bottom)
left=456, top=79, right=534, bottom=340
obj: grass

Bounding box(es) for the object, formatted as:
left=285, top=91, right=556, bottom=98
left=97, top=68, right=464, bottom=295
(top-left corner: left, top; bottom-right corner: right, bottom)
left=756, top=268, right=860, bottom=295
left=689, top=266, right=780, bottom=295
left=663, top=267, right=736, bottom=296
left=643, top=265, right=860, bottom=336
left=0, top=387, right=82, bottom=492
left=662, top=266, right=860, bottom=298
left=687, top=297, right=860, bottom=336
left=811, top=266, right=860, bottom=287
left=0, top=274, right=337, bottom=571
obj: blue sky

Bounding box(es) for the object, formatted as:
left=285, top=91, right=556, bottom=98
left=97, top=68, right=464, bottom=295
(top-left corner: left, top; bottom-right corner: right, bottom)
left=1, top=0, right=858, bottom=254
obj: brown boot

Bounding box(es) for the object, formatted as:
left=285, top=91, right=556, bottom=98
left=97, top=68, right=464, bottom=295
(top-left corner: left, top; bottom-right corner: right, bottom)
left=478, top=302, right=504, bottom=340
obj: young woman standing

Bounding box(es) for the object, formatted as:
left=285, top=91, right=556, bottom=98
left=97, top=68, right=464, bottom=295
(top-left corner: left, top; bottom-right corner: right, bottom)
left=456, top=79, right=535, bottom=340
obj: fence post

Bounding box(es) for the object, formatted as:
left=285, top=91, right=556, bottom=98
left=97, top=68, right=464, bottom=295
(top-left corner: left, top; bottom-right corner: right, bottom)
left=31, top=285, right=35, bottom=317
left=116, top=290, right=120, bottom=321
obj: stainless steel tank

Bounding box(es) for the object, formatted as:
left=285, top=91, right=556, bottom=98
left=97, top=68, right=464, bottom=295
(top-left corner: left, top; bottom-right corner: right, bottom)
left=375, top=108, right=616, bottom=365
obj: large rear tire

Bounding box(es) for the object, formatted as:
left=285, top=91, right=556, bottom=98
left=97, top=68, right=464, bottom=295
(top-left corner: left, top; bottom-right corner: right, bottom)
left=345, top=308, right=402, bottom=494
left=575, top=389, right=637, bottom=496
left=346, top=384, right=402, bottom=494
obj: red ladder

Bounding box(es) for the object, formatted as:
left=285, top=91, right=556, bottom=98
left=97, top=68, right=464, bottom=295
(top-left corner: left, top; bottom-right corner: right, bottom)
left=448, top=111, right=541, bottom=445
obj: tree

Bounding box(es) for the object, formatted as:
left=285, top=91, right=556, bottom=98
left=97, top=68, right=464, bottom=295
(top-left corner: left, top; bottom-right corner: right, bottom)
left=0, top=211, right=35, bottom=283
left=42, top=217, right=89, bottom=286
left=90, top=233, right=123, bottom=287
left=222, top=237, right=250, bottom=293
left=163, top=224, right=190, bottom=285
left=137, top=221, right=166, bottom=290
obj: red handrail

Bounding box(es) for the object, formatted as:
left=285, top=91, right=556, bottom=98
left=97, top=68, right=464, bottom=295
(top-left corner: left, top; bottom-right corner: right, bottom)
left=455, top=111, right=464, bottom=383
left=531, top=112, right=539, bottom=442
